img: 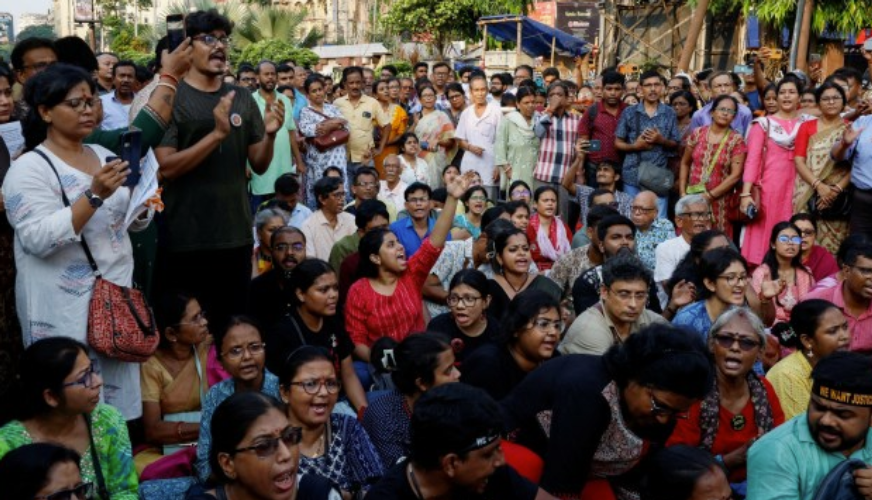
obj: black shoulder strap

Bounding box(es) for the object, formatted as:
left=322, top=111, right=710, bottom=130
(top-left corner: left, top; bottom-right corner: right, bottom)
left=587, top=101, right=598, bottom=126
left=32, top=148, right=101, bottom=277
left=85, top=413, right=110, bottom=499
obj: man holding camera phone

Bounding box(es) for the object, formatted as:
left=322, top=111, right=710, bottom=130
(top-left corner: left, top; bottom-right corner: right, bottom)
left=578, top=69, right=628, bottom=187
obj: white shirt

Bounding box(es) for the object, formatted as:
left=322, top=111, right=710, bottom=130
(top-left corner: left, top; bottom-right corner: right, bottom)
left=654, top=235, right=691, bottom=309
left=454, top=102, right=502, bottom=187
left=380, top=180, right=408, bottom=216
left=399, top=154, right=431, bottom=186
left=100, top=90, right=133, bottom=130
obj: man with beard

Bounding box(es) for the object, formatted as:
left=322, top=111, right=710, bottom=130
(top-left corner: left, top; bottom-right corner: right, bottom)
left=99, top=60, right=137, bottom=129
left=654, top=194, right=711, bottom=309
left=250, top=60, right=304, bottom=212
left=501, top=324, right=713, bottom=499
left=578, top=69, right=627, bottom=186
left=367, top=383, right=552, bottom=500
left=562, top=253, right=668, bottom=355
left=489, top=72, right=511, bottom=101
left=155, top=9, right=285, bottom=332
left=276, top=63, right=294, bottom=87
left=431, top=62, right=452, bottom=110
left=747, top=351, right=872, bottom=500
left=570, top=214, right=664, bottom=316
left=247, top=226, right=307, bottom=328
left=335, top=66, right=390, bottom=176
left=292, top=65, right=309, bottom=120
left=271, top=172, right=312, bottom=228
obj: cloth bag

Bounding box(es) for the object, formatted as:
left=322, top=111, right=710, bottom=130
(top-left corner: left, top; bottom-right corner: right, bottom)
left=35, top=149, right=159, bottom=363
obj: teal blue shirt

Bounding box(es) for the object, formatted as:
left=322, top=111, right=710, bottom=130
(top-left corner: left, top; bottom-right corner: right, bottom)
left=747, top=412, right=872, bottom=500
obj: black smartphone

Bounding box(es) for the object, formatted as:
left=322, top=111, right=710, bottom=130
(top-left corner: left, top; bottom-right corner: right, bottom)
left=588, top=139, right=602, bottom=152
left=167, top=14, right=185, bottom=52
left=120, top=129, right=142, bottom=187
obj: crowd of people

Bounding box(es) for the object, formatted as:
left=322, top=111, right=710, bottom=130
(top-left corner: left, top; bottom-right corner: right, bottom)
left=3, top=7, right=872, bottom=500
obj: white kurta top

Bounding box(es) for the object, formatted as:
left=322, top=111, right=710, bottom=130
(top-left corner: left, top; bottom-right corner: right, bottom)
left=454, top=102, right=502, bottom=187
left=3, top=144, right=151, bottom=419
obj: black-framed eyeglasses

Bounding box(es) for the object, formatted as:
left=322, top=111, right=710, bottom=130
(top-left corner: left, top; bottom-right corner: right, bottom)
left=712, top=332, right=762, bottom=352
left=35, top=482, right=93, bottom=500
left=233, top=426, right=303, bottom=458
left=631, top=205, right=657, bottom=213
left=63, top=364, right=100, bottom=389
left=223, top=342, right=266, bottom=359
left=355, top=181, right=378, bottom=188
left=193, top=34, right=231, bottom=47
left=447, top=294, right=483, bottom=307
left=61, top=97, right=101, bottom=113
left=648, top=388, right=689, bottom=419
left=288, top=378, right=341, bottom=395
left=799, top=229, right=816, bottom=237
left=448, top=94, right=464, bottom=100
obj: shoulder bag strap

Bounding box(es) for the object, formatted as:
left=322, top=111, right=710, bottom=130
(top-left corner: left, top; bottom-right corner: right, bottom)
left=31, top=148, right=102, bottom=277
left=85, top=413, right=111, bottom=499
left=757, top=119, right=769, bottom=184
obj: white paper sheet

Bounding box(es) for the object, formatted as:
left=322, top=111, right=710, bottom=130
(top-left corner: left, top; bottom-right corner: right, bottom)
left=0, top=122, right=24, bottom=158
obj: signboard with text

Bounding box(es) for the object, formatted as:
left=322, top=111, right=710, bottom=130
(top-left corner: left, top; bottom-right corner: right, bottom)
left=527, top=2, right=556, bottom=27
left=556, top=2, right=599, bottom=43
left=74, top=0, right=97, bottom=23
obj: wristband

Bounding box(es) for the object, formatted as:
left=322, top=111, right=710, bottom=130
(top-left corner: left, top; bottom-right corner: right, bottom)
left=812, top=179, right=822, bottom=189
left=739, top=193, right=752, bottom=198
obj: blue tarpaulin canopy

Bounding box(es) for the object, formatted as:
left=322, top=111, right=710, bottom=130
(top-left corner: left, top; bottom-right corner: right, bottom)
left=478, top=15, right=591, bottom=58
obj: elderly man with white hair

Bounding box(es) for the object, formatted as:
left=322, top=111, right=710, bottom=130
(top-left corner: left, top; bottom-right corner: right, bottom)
left=653, top=194, right=712, bottom=309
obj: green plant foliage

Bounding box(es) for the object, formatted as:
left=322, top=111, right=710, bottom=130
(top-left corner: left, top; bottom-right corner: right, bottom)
left=377, top=60, right=413, bottom=76
left=17, top=24, right=56, bottom=41
left=383, top=0, right=531, bottom=57
left=235, top=39, right=319, bottom=68
left=703, top=0, right=872, bottom=36
left=233, top=6, right=323, bottom=49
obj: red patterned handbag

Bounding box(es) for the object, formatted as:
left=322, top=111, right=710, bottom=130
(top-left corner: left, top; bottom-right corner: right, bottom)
left=35, top=149, right=159, bottom=362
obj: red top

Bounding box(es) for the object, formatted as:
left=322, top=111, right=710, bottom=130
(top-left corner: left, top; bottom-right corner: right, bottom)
left=578, top=101, right=627, bottom=165
left=345, top=238, right=442, bottom=346
left=803, top=245, right=840, bottom=282
left=794, top=118, right=848, bottom=158
left=667, top=377, right=785, bottom=482
left=527, top=213, right=572, bottom=272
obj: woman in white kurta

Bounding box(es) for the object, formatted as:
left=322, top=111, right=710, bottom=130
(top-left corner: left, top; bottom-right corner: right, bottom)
left=2, top=64, right=152, bottom=420
left=454, top=75, right=502, bottom=200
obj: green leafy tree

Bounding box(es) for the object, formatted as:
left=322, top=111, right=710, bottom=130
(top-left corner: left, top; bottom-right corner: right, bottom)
left=706, top=0, right=872, bottom=35
left=17, top=24, right=56, bottom=41
left=383, top=0, right=532, bottom=58
left=236, top=39, right=319, bottom=68
left=233, top=7, right=323, bottom=49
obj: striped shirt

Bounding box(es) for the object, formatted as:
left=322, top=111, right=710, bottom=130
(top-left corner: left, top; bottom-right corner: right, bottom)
left=533, top=111, right=582, bottom=184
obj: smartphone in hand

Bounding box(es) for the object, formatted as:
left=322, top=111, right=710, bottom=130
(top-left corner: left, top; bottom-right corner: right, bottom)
left=120, top=130, right=142, bottom=187
left=167, top=14, right=185, bottom=52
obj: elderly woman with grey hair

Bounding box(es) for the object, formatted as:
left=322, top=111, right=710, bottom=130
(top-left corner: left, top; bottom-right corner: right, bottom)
left=668, top=307, right=785, bottom=490
left=252, top=207, right=290, bottom=277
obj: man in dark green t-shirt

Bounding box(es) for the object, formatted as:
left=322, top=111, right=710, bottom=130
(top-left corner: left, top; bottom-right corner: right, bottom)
left=155, top=9, right=285, bottom=329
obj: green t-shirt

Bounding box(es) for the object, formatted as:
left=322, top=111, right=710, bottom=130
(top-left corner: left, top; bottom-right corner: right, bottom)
left=159, top=82, right=265, bottom=252
left=250, top=90, right=297, bottom=195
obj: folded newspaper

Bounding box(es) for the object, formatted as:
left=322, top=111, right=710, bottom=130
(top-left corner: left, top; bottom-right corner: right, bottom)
left=125, top=148, right=160, bottom=227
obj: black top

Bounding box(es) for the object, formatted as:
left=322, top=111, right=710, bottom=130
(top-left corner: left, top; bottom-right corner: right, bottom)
left=427, top=313, right=501, bottom=365
left=248, top=268, right=294, bottom=331
left=366, top=460, right=538, bottom=500
left=263, top=306, right=356, bottom=376
left=500, top=354, right=665, bottom=498
left=487, top=275, right=563, bottom=322
left=185, top=474, right=340, bottom=499
left=571, top=265, right=662, bottom=315
left=460, top=343, right=529, bottom=401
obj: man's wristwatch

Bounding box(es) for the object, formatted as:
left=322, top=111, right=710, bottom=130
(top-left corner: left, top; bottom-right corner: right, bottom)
left=84, top=189, right=103, bottom=209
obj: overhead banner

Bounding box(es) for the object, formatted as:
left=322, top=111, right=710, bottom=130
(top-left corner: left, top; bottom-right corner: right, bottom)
left=528, top=2, right=556, bottom=27
left=74, top=0, right=97, bottom=23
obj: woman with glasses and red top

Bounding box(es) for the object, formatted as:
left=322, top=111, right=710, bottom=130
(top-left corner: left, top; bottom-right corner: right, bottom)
left=751, top=221, right=816, bottom=327
left=279, top=347, right=383, bottom=498
left=0, top=337, right=138, bottom=498
left=668, top=307, right=785, bottom=489
left=186, top=391, right=342, bottom=500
